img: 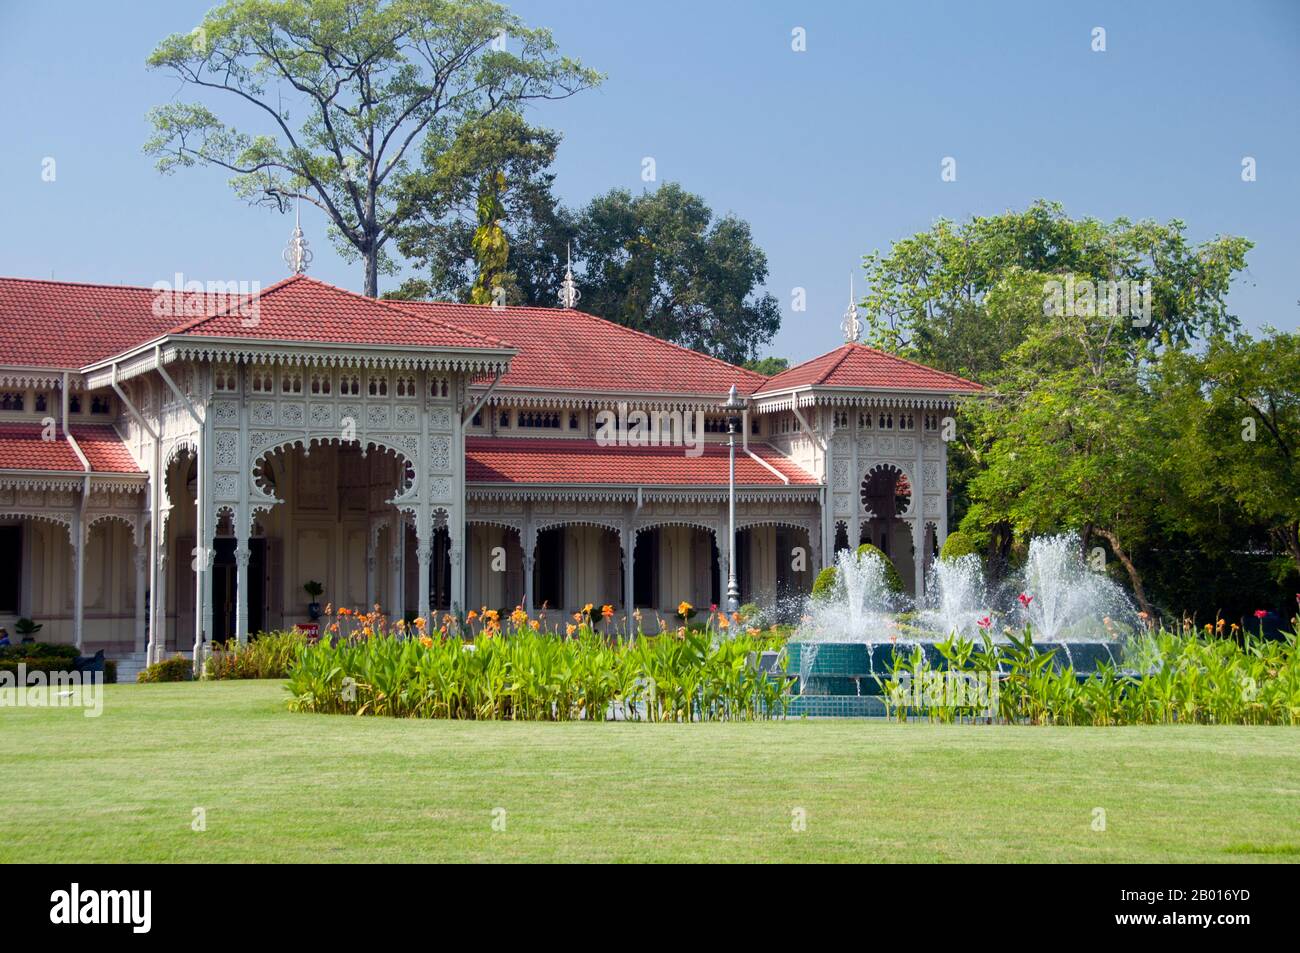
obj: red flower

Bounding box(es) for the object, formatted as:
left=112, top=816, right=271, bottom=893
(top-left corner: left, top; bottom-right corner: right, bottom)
left=1254, top=609, right=1268, bottom=619
left=1018, top=593, right=1034, bottom=609
left=977, top=616, right=992, bottom=630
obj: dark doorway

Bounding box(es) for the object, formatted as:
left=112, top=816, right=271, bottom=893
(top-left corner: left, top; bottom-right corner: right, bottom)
left=428, top=526, right=452, bottom=611
left=211, top=538, right=266, bottom=643
left=0, top=524, right=20, bottom=613
left=533, top=527, right=565, bottom=610
left=633, top=529, right=658, bottom=608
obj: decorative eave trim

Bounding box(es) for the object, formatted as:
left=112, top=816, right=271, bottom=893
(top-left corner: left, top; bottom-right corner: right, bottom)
left=467, top=482, right=821, bottom=503
left=471, top=386, right=746, bottom=412
left=0, top=367, right=84, bottom=391
left=81, top=335, right=516, bottom=386
left=752, top=385, right=966, bottom=413
left=0, top=470, right=147, bottom=492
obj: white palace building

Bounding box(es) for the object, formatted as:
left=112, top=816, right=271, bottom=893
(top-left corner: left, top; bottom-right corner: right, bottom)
left=0, top=256, right=978, bottom=677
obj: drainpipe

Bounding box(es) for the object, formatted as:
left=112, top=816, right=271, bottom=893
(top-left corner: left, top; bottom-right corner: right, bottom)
left=62, top=372, right=91, bottom=653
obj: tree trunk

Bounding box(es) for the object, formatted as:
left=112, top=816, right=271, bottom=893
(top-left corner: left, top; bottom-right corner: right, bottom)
left=363, top=249, right=379, bottom=298
left=1094, top=528, right=1153, bottom=618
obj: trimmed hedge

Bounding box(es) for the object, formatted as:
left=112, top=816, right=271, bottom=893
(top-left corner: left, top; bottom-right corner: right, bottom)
left=811, top=566, right=839, bottom=600
left=940, top=531, right=980, bottom=562
left=138, top=655, right=194, bottom=683
left=0, top=643, right=117, bottom=683
left=857, top=543, right=905, bottom=595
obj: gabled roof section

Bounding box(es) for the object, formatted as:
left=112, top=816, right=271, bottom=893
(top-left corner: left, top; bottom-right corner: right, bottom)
left=171, top=275, right=512, bottom=352
left=754, top=343, right=981, bottom=395
left=395, top=300, right=767, bottom=397
left=466, top=437, right=817, bottom=488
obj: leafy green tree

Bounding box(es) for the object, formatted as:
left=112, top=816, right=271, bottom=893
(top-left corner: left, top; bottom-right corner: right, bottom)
left=1164, top=331, right=1300, bottom=576
left=572, top=184, right=782, bottom=364
left=388, top=109, right=569, bottom=303
left=861, top=200, right=1252, bottom=381
left=744, top=357, right=789, bottom=376
left=144, top=0, right=599, bottom=296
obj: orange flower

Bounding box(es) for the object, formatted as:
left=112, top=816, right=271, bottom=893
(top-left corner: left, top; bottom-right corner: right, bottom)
left=419, top=635, right=433, bottom=648
left=466, top=610, right=479, bottom=622
left=530, top=619, right=540, bottom=631
left=601, top=604, right=614, bottom=619
left=511, top=606, right=529, bottom=627
left=717, top=613, right=730, bottom=629
left=566, top=623, right=577, bottom=637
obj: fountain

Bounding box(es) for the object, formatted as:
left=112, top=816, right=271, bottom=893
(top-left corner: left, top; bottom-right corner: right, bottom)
left=784, top=533, right=1142, bottom=716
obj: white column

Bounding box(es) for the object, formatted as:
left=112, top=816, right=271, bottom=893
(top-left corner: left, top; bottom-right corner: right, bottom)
left=234, top=541, right=250, bottom=644
left=416, top=528, right=432, bottom=624
left=390, top=513, right=404, bottom=619
left=72, top=520, right=85, bottom=654
left=134, top=541, right=148, bottom=653
left=912, top=517, right=925, bottom=600
left=622, top=533, right=634, bottom=616
left=522, top=545, right=535, bottom=613
left=152, top=551, right=168, bottom=663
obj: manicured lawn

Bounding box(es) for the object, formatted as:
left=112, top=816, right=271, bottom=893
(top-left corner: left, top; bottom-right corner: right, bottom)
left=1, top=680, right=1297, bottom=863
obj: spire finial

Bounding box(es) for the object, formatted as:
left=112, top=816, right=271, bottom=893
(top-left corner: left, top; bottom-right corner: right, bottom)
left=841, top=273, right=861, bottom=343
left=558, top=243, right=580, bottom=309
left=283, top=197, right=313, bottom=275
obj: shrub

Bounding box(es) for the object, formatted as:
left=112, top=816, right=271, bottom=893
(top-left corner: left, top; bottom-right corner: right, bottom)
left=138, top=654, right=193, bottom=683
left=811, top=566, right=839, bottom=600
left=857, top=543, right=904, bottom=594
left=940, top=531, right=980, bottom=562
left=205, top=631, right=307, bottom=680
left=287, top=622, right=791, bottom=722
left=0, top=641, right=77, bottom=661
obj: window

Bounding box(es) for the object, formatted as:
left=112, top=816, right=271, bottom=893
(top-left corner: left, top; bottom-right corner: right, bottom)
left=367, top=374, right=388, bottom=397
left=569, top=413, right=579, bottom=430
left=214, top=366, right=238, bottom=391
left=34, top=393, right=47, bottom=413
left=250, top=368, right=274, bottom=393
left=310, top=373, right=331, bottom=395
left=750, top=416, right=759, bottom=435
left=340, top=375, right=361, bottom=396
left=281, top=372, right=303, bottom=394
left=90, top=395, right=111, bottom=415
left=518, top=411, right=560, bottom=429
left=472, top=410, right=483, bottom=427
left=924, top=413, right=938, bottom=431
left=499, top=411, right=510, bottom=428
left=68, top=394, right=82, bottom=413
left=395, top=376, right=416, bottom=398
left=0, top=392, right=23, bottom=411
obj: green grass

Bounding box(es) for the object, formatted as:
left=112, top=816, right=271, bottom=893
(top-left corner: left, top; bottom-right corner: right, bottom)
left=2, top=681, right=1297, bottom=862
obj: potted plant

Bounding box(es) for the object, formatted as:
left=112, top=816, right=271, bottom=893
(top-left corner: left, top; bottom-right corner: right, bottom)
left=15, top=617, right=42, bottom=644
left=303, top=581, right=324, bottom=621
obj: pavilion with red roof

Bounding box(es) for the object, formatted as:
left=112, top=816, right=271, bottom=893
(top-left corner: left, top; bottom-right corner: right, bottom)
left=0, top=268, right=977, bottom=675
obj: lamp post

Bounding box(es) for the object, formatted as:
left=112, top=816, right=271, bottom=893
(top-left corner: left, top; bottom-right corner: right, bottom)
left=723, top=384, right=748, bottom=615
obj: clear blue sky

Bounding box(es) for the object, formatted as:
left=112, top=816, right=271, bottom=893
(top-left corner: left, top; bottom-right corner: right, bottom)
left=1, top=0, right=1297, bottom=362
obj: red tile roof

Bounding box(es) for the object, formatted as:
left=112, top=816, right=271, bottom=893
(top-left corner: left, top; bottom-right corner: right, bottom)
left=755, top=343, right=981, bottom=394
left=0, top=424, right=140, bottom=474
left=173, top=275, right=512, bottom=352
left=0, top=278, right=175, bottom=368
left=0, top=275, right=511, bottom=369
left=466, top=437, right=817, bottom=487
left=396, top=300, right=768, bottom=397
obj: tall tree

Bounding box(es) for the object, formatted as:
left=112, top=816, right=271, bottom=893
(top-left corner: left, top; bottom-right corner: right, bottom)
left=144, top=0, right=600, bottom=296
left=574, top=184, right=782, bottom=364
left=387, top=109, right=569, bottom=303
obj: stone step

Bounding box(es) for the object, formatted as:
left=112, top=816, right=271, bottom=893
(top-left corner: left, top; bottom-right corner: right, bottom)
left=111, top=651, right=149, bottom=683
